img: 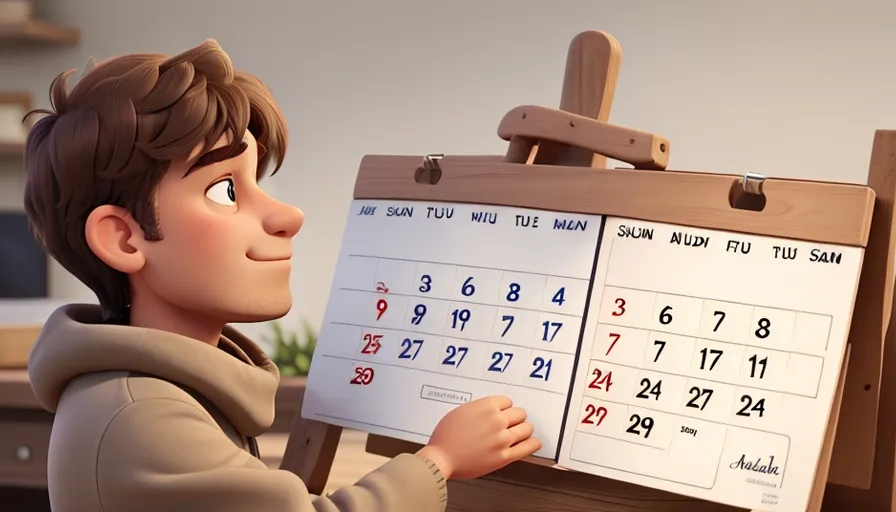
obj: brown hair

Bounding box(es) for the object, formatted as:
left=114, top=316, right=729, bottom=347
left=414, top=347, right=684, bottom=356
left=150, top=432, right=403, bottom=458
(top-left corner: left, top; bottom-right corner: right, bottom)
left=23, top=39, right=288, bottom=322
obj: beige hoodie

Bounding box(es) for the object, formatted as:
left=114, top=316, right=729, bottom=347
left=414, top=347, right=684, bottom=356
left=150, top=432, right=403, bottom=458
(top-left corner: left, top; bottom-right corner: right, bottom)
left=28, top=304, right=448, bottom=512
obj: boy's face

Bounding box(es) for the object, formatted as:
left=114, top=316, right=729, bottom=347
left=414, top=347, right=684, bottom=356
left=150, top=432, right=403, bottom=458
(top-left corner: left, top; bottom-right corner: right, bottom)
left=135, top=130, right=304, bottom=324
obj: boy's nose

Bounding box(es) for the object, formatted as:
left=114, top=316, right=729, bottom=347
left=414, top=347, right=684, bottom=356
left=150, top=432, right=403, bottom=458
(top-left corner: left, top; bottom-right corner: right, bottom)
left=263, top=202, right=304, bottom=238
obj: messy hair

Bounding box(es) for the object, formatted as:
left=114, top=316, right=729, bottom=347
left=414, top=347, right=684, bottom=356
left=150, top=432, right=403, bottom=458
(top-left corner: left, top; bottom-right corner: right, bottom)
left=23, top=39, right=288, bottom=322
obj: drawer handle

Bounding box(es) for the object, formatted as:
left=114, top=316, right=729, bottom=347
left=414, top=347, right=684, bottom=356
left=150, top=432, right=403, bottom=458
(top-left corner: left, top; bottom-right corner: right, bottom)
left=15, top=445, right=31, bottom=462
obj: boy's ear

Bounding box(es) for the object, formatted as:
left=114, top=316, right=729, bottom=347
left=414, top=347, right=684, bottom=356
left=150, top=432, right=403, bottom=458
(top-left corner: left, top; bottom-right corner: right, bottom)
left=84, top=205, right=147, bottom=274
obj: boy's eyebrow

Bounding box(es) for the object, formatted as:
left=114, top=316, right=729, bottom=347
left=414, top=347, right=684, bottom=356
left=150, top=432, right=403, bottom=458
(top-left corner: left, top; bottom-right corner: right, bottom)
left=183, top=141, right=249, bottom=178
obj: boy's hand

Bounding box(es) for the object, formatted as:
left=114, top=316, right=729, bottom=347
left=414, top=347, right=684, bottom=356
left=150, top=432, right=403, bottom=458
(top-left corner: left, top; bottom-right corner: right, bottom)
left=416, top=395, right=541, bottom=479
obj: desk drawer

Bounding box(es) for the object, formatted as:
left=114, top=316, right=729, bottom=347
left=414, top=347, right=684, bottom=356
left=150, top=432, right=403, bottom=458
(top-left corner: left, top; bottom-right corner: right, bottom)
left=0, top=419, right=50, bottom=488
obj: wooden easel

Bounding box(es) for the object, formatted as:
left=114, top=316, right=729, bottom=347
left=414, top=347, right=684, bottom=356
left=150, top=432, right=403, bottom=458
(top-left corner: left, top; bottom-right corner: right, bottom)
left=280, top=30, right=896, bottom=511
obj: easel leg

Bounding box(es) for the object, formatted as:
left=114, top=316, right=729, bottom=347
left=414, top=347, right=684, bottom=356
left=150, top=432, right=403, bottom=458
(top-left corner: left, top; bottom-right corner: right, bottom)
left=822, top=129, right=896, bottom=511
left=279, top=414, right=343, bottom=496
left=804, top=347, right=851, bottom=511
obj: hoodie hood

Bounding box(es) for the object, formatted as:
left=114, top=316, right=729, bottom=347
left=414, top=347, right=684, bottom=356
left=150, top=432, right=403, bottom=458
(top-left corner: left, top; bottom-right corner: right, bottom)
left=28, top=303, right=281, bottom=436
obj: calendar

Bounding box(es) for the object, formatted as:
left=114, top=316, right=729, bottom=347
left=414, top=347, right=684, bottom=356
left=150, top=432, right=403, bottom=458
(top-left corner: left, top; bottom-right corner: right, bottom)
left=301, top=199, right=601, bottom=458
left=301, top=199, right=863, bottom=511
left=556, top=217, right=862, bottom=511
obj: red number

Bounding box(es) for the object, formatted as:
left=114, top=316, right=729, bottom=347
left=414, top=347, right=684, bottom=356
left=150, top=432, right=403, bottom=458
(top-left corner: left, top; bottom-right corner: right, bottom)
left=588, top=368, right=613, bottom=391
left=375, top=299, right=388, bottom=321
left=581, top=404, right=608, bottom=426
left=375, top=281, right=390, bottom=293
left=361, top=333, right=382, bottom=354
left=605, top=332, right=621, bottom=356
left=350, top=366, right=375, bottom=385
left=612, top=298, right=626, bottom=316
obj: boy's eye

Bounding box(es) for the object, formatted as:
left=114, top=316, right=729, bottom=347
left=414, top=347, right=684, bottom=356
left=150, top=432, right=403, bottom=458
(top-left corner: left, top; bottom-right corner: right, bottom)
left=206, top=178, right=236, bottom=206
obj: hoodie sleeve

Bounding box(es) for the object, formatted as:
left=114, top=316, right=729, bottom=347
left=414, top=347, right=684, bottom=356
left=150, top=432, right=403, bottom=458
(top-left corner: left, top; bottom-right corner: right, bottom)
left=95, top=397, right=448, bottom=512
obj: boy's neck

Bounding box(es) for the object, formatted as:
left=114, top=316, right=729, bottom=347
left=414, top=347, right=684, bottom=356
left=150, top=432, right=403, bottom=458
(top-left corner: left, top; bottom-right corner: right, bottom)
left=128, top=283, right=224, bottom=347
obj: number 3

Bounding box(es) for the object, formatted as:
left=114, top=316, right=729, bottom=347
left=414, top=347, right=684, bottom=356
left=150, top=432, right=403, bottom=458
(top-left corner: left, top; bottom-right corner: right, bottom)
left=612, top=298, right=626, bottom=316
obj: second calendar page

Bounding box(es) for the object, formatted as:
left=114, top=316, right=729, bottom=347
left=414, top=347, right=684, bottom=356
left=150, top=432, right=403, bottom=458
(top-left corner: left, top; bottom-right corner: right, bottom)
left=557, top=217, right=863, bottom=511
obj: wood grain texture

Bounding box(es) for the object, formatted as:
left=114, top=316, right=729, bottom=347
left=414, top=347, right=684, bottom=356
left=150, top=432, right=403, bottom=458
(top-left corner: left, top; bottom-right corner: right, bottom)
left=0, top=19, right=79, bottom=46
left=259, top=430, right=387, bottom=495
left=498, top=105, right=670, bottom=169
left=353, top=155, right=875, bottom=247
left=366, top=434, right=748, bottom=512
left=279, top=412, right=343, bottom=495
left=826, top=130, right=896, bottom=490
left=508, top=30, right=622, bottom=168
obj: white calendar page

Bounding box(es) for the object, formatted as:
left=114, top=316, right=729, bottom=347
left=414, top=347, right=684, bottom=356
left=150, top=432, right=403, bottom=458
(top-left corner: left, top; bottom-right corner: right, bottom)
left=556, top=217, right=864, bottom=511
left=301, top=199, right=604, bottom=458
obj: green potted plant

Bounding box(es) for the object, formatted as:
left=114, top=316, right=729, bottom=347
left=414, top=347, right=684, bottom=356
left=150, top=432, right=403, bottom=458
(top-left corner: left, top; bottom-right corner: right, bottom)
left=264, top=319, right=317, bottom=377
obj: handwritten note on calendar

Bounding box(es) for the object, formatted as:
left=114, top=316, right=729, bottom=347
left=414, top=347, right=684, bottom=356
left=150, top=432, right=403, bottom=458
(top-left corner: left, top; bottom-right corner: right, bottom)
left=301, top=199, right=864, bottom=511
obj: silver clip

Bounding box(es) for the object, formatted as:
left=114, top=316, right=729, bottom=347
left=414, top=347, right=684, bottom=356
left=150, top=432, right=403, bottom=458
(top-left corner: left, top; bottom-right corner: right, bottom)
left=742, top=172, right=766, bottom=195
left=422, top=153, right=444, bottom=171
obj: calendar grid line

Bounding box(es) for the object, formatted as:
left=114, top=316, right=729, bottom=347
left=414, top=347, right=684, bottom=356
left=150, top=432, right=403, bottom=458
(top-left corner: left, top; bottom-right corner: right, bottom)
left=348, top=253, right=593, bottom=281
left=602, top=282, right=835, bottom=320
left=568, top=431, right=718, bottom=491
left=319, top=353, right=569, bottom=395
left=310, top=411, right=429, bottom=439
left=332, top=321, right=575, bottom=357
left=340, top=287, right=584, bottom=319
left=577, top=392, right=794, bottom=447
left=573, top=427, right=665, bottom=451
left=587, top=355, right=818, bottom=399
left=596, top=322, right=826, bottom=373
left=554, top=216, right=609, bottom=462
left=572, top=382, right=726, bottom=491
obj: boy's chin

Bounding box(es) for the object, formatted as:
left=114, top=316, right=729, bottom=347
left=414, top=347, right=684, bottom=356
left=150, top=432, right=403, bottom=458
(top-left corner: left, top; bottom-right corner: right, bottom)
left=224, top=296, right=293, bottom=324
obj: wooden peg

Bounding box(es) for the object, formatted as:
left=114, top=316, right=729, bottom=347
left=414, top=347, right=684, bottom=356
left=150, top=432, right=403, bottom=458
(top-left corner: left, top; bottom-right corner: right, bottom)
left=498, top=105, right=670, bottom=170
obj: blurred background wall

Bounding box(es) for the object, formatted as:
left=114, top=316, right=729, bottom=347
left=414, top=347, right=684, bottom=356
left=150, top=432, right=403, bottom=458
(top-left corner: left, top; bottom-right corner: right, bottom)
left=1, top=0, right=893, bottom=348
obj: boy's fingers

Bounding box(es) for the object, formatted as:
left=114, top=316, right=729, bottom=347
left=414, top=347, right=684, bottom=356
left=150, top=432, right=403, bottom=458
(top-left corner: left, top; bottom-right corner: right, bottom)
left=506, top=437, right=542, bottom=461
left=483, top=394, right=513, bottom=410
left=502, top=406, right=527, bottom=427
left=507, top=420, right=534, bottom=443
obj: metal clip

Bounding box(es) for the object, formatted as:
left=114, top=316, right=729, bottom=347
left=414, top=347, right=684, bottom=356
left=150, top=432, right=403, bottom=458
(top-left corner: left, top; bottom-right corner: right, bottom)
left=422, top=153, right=444, bottom=171
left=742, top=172, right=766, bottom=196
left=415, top=154, right=445, bottom=185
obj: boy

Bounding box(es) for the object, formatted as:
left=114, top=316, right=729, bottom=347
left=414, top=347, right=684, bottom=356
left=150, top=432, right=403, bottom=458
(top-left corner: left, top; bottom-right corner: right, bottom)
left=23, top=39, right=541, bottom=511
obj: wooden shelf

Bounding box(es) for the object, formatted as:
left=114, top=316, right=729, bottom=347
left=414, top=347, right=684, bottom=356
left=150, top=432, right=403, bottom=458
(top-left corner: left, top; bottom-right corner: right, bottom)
left=0, top=141, right=24, bottom=159
left=0, top=19, right=79, bottom=47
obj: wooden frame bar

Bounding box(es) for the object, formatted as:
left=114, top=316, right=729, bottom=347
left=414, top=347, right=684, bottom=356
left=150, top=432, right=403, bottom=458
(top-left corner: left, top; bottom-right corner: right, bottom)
left=354, top=155, right=874, bottom=247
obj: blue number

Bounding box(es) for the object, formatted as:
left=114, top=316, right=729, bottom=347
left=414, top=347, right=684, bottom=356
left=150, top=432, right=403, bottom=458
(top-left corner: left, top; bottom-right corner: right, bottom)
left=530, top=357, right=553, bottom=380
left=488, top=351, right=514, bottom=373
left=442, top=345, right=469, bottom=366
left=500, top=314, right=514, bottom=336
left=399, top=338, right=423, bottom=360
left=541, top=321, right=563, bottom=342
left=411, top=303, right=427, bottom=325
left=506, top=282, right=521, bottom=302
left=461, top=276, right=475, bottom=296
left=419, top=274, right=432, bottom=293
left=552, top=287, right=566, bottom=306
left=451, top=308, right=471, bottom=331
